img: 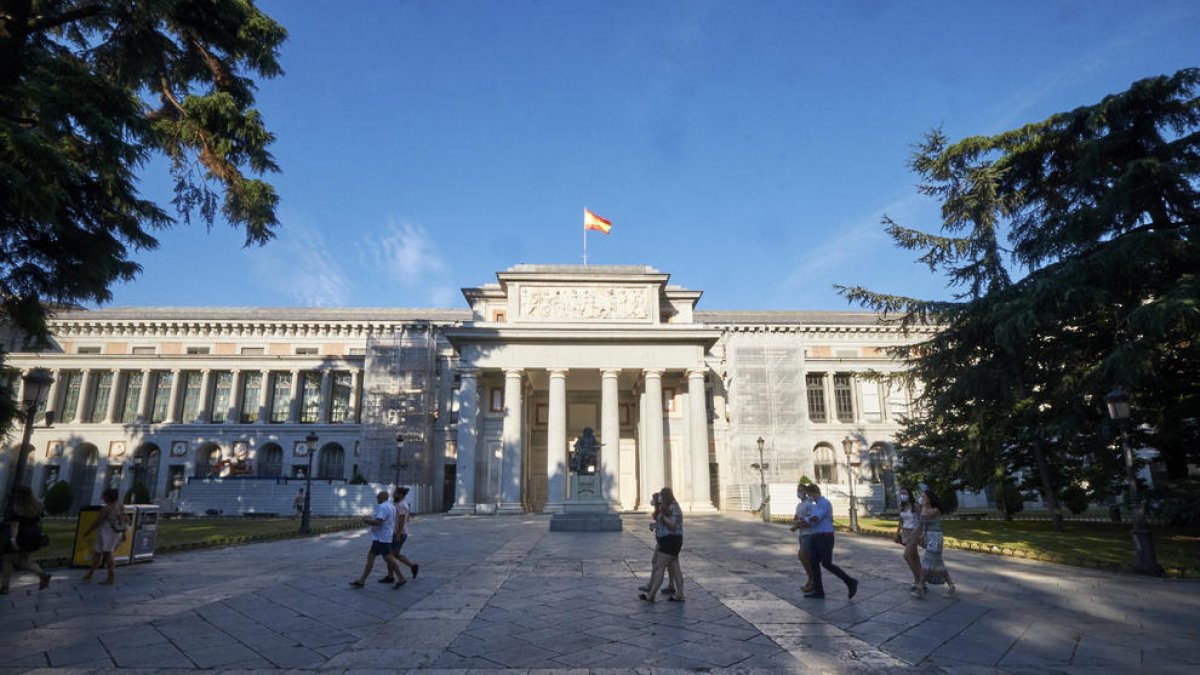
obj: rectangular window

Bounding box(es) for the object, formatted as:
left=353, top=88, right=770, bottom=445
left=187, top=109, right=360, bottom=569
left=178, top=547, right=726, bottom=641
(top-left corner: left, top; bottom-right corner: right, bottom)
left=240, top=372, right=262, bottom=423
left=834, top=373, right=855, bottom=422
left=119, top=372, right=142, bottom=424
left=150, top=371, right=174, bottom=423
left=240, top=347, right=264, bottom=355
left=186, top=346, right=210, bottom=355
left=295, top=347, right=318, bottom=355
left=210, top=371, right=233, bottom=423
left=806, top=374, right=827, bottom=423
left=347, top=347, right=366, bottom=355
left=489, top=387, right=504, bottom=413
left=59, top=370, right=83, bottom=422
left=76, top=346, right=101, bottom=354
left=269, top=372, right=292, bottom=423
left=180, top=371, right=203, bottom=423
left=300, top=371, right=321, bottom=423
left=131, top=346, right=156, bottom=355
left=331, top=371, right=352, bottom=423
left=88, top=371, right=114, bottom=423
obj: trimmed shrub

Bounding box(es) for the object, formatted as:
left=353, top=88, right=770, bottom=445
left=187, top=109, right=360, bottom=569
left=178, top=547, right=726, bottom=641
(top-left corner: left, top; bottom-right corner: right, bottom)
left=1149, top=481, right=1200, bottom=526
left=349, top=472, right=368, bottom=485
left=1060, top=484, right=1091, bottom=515
left=44, top=480, right=74, bottom=515
left=993, top=479, right=1024, bottom=520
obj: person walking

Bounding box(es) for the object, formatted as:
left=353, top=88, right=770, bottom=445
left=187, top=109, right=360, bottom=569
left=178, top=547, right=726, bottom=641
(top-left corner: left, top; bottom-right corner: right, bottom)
left=82, top=487, right=127, bottom=585
left=914, top=489, right=956, bottom=598
left=895, top=487, right=923, bottom=594
left=638, top=487, right=684, bottom=603
left=800, top=483, right=858, bottom=600
left=292, top=488, right=304, bottom=520
left=350, top=490, right=404, bottom=589
left=638, top=492, right=677, bottom=597
left=378, top=487, right=419, bottom=584
left=1, top=486, right=52, bottom=594
left=789, top=483, right=816, bottom=593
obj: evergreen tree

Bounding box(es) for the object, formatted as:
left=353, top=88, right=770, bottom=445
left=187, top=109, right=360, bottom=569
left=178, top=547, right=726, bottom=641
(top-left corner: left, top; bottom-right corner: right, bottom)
left=1, top=0, right=286, bottom=431
left=841, top=69, right=1200, bottom=527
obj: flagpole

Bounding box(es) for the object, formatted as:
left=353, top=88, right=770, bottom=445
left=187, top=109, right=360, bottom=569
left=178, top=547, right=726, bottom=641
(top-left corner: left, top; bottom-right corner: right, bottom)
left=582, top=207, right=589, bottom=268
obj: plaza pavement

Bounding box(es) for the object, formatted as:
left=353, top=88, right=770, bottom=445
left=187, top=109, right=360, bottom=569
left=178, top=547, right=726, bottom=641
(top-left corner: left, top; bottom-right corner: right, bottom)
left=1, top=512, right=1198, bottom=674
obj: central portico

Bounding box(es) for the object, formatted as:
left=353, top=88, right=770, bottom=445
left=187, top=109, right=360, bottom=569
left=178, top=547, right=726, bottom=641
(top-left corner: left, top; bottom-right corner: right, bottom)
left=445, top=265, right=720, bottom=514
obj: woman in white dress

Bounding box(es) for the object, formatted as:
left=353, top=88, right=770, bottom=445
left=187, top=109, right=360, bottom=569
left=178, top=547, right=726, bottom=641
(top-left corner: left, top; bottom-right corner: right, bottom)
left=83, top=488, right=127, bottom=585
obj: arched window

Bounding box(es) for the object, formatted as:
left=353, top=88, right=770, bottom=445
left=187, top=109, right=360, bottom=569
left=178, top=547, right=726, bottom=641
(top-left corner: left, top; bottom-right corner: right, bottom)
left=257, top=443, right=284, bottom=478
left=132, top=444, right=161, bottom=499
left=813, top=444, right=838, bottom=483
left=317, top=444, right=345, bottom=480
left=70, top=444, right=100, bottom=509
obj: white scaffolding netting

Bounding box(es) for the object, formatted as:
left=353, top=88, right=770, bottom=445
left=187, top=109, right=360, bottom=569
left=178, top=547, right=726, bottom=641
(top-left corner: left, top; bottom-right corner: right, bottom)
left=725, top=332, right=806, bottom=509
left=361, top=324, right=437, bottom=485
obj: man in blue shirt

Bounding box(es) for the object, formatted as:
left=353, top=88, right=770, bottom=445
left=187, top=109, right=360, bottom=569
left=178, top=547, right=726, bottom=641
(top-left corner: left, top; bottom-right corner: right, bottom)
left=800, top=483, right=858, bottom=599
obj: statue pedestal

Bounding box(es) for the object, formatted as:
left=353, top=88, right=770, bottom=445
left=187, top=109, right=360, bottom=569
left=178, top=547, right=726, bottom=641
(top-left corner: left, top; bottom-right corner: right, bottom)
left=549, top=474, right=622, bottom=532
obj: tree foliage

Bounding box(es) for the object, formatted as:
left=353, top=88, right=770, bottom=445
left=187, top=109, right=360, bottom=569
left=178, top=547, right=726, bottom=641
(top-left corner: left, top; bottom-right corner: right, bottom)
left=0, top=0, right=286, bottom=431
left=840, top=69, right=1200, bottom=519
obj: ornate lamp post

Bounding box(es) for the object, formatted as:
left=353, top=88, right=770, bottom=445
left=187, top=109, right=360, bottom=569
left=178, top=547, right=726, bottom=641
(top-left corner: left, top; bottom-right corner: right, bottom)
left=751, top=436, right=770, bottom=521
left=394, top=433, right=405, bottom=487
left=299, top=431, right=318, bottom=534
left=1105, top=388, right=1162, bottom=576
left=4, top=369, right=53, bottom=518
left=842, top=436, right=860, bottom=533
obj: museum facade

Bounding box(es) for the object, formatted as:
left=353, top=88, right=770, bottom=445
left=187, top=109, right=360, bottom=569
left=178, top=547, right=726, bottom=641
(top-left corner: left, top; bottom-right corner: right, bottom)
left=1, top=265, right=933, bottom=515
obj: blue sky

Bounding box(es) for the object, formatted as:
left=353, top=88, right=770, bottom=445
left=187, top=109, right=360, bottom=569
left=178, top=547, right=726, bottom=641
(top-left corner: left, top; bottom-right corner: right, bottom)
left=107, top=0, right=1199, bottom=312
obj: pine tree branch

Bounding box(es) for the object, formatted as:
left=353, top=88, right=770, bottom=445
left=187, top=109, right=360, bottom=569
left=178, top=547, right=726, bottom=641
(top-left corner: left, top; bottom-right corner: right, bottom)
left=27, top=2, right=105, bottom=32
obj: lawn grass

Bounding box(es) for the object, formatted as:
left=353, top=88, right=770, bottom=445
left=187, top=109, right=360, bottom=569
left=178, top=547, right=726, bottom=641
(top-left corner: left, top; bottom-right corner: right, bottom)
left=34, top=516, right=365, bottom=566
left=835, top=516, right=1200, bottom=577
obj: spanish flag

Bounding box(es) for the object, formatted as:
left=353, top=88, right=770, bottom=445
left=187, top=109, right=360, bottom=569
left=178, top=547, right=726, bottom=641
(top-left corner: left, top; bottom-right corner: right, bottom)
left=584, top=208, right=612, bottom=234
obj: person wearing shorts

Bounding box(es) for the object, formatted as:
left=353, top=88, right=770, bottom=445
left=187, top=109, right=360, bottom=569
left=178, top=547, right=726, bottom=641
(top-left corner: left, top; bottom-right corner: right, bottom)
left=350, top=491, right=404, bottom=589
left=379, top=487, right=419, bottom=583
left=789, top=484, right=816, bottom=593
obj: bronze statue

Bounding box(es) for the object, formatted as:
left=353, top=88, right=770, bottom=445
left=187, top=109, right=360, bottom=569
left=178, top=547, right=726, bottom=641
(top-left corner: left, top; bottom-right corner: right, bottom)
left=570, top=427, right=599, bottom=475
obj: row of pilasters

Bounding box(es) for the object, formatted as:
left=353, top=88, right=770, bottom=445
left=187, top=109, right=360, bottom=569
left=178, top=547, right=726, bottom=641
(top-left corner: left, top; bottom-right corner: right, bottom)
left=450, top=366, right=714, bottom=514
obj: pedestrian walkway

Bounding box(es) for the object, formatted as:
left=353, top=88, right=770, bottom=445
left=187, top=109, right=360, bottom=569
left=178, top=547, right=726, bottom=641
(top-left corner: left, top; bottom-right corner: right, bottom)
left=1, top=513, right=1197, bottom=673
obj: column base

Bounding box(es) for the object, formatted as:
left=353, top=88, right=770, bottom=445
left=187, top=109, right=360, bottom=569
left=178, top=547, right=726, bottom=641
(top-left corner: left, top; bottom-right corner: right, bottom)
left=542, top=501, right=565, bottom=514
left=497, top=502, right=525, bottom=514
left=448, top=504, right=476, bottom=515
left=688, top=501, right=719, bottom=514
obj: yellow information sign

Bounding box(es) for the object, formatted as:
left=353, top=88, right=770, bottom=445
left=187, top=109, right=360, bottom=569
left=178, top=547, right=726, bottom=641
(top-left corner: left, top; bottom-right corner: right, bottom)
left=72, top=506, right=134, bottom=567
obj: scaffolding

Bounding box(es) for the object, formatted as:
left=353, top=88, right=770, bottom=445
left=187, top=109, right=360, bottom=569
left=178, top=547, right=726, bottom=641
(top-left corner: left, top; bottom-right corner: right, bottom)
left=724, top=332, right=806, bottom=510
left=360, top=324, right=437, bottom=486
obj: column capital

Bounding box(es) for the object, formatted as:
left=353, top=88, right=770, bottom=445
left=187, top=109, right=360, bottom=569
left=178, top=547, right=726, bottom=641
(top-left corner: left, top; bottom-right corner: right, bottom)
left=600, top=368, right=621, bottom=379
left=547, top=368, right=569, bottom=378
left=642, top=368, right=665, bottom=380
left=457, top=367, right=481, bottom=379
left=686, top=367, right=707, bottom=380
left=503, top=367, right=524, bottom=378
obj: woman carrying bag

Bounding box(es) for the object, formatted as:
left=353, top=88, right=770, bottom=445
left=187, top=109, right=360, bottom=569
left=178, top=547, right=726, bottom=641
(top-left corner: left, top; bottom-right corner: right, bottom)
left=1, top=485, right=52, bottom=594
left=82, top=488, right=128, bottom=585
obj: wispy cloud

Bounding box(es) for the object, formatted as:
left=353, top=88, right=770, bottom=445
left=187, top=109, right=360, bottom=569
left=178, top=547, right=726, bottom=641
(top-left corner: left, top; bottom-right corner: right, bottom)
left=250, top=223, right=352, bottom=306
left=360, top=220, right=456, bottom=306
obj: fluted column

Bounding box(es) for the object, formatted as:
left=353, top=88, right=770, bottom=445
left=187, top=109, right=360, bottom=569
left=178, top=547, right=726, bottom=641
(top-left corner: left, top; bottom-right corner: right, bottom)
left=43, top=370, right=62, bottom=424
left=256, top=369, right=271, bottom=424
left=450, top=368, right=479, bottom=514
left=643, top=369, right=666, bottom=497
left=688, top=367, right=716, bottom=512
left=104, top=370, right=122, bottom=423
left=544, top=368, right=568, bottom=513
left=498, top=368, right=525, bottom=513
left=318, top=369, right=332, bottom=423
left=226, top=370, right=242, bottom=424
left=600, top=368, right=622, bottom=507
left=74, top=368, right=93, bottom=423
left=163, top=369, right=182, bottom=424
left=136, top=369, right=153, bottom=423
left=196, top=369, right=213, bottom=423
left=287, top=369, right=301, bottom=423
left=348, top=369, right=362, bottom=423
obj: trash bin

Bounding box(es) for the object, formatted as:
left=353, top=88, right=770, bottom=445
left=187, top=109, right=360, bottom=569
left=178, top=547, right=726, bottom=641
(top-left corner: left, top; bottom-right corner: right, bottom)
left=71, top=505, right=135, bottom=567
left=128, top=504, right=159, bottom=564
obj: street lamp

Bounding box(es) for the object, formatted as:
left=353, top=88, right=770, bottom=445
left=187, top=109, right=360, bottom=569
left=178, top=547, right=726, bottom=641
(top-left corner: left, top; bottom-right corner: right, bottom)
left=299, top=431, right=318, bottom=534
left=1105, top=387, right=1162, bottom=576
left=3, top=369, right=53, bottom=518
left=751, top=436, right=770, bottom=521
left=394, top=433, right=405, bottom=487
left=842, top=436, right=860, bottom=533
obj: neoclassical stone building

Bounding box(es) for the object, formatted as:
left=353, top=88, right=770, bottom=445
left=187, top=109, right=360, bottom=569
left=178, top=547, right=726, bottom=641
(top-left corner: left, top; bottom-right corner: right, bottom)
left=1, top=265, right=932, bottom=515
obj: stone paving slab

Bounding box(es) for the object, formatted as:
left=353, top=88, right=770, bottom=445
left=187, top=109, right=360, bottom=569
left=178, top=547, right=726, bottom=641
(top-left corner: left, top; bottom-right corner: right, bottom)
left=1, top=512, right=1198, bottom=673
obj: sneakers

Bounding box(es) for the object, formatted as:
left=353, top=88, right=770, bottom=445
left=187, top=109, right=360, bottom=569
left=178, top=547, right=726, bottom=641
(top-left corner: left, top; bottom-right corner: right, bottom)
left=349, top=580, right=365, bottom=588
left=393, top=578, right=407, bottom=589
left=378, top=577, right=395, bottom=583
left=38, top=573, right=51, bottom=590
left=847, top=579, right=859, bottom=600
left=803, top=590, right=825, bottom=599
left=411, top=563, right=419, bottom=579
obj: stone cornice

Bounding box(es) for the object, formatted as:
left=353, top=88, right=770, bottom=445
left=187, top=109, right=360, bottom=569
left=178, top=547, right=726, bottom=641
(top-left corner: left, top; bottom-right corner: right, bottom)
left=48, top=318, right=460, bottom=340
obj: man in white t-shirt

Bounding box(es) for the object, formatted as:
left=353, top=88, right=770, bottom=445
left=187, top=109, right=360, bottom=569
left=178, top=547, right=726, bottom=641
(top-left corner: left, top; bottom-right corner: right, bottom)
left=350, top=491, right=405, bottom=589
left=379, top=486, right=420, bottom=584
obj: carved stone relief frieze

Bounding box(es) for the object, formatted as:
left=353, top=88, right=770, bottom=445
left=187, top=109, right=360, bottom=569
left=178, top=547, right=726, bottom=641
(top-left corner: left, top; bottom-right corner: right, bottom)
left=517, top=285, right=650, bottom=320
